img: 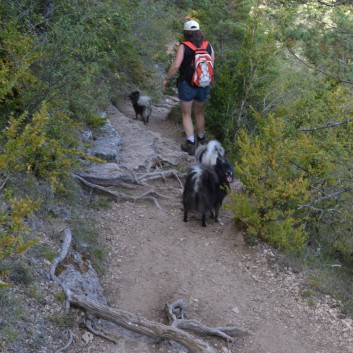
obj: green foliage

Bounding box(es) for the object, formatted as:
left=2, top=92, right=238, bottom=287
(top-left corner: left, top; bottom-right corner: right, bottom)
left=1, top=104, right=82, bottom=190
left=0, top=22, right=38, bottom=124
left=230, top=114, right=315, bottom=251
left=271, top=1, right=353, bottom=104
left=204, top=1, right=281, bottom=150
left=0, top=196, right=39, bottom=271
left=230, top=79, right=353, bottom=258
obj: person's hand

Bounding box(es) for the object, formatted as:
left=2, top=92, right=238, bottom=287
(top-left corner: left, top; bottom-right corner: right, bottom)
left=162, top=78, right=169, bottom=89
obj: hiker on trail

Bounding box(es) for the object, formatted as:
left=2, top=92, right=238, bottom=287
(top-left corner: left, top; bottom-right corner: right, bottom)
left=163, top=20, right=215, bottom=156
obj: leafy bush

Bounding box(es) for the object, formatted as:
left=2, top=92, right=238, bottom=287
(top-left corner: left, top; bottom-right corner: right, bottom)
left=229, top=114, right=318, bottom=252
left=0, top=195, right=39, bottom=287
left=1, top=104, right=83, bottom=190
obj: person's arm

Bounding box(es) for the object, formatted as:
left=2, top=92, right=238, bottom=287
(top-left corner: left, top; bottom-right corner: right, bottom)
left=210, top=44, right=215, bottom=65
left=162, top=44, right=185, bottom=88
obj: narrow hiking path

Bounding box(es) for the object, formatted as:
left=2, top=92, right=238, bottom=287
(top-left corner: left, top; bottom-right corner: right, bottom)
left=67, top=98, right=353, bottom=353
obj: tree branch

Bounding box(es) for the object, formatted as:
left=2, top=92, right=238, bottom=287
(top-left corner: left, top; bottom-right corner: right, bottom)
left=298, top=185, right=353, bottom=209
left=0, top=175, right=9, bottom=191
left=287, top=46, right=353, bottom=85
left=297, top=118, right=353, bottom=131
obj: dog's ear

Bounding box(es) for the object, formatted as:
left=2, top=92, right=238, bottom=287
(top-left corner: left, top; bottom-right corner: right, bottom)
left=216, top=157, right=222, bottom=166
left=129, top=91, right=139, bottom=98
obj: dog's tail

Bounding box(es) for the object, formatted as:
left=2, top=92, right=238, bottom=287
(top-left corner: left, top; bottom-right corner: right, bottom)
left=138, top=96, right=152, bottom=121
left=183, top=164, right=218, bottom=212
left=195, top=140, right=225, bottom=166
left=137, top=95, right=151, bottom=108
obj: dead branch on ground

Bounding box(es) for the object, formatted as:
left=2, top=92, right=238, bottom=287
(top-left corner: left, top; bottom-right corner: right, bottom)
left=69, top=292, right=225, bottom=353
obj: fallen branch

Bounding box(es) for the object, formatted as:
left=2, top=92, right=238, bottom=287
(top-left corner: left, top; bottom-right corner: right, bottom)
left=69, top=291, right=218, bottom=353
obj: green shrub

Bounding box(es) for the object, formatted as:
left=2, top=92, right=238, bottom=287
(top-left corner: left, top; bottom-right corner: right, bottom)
left=229, top=114, right=316, bottom=252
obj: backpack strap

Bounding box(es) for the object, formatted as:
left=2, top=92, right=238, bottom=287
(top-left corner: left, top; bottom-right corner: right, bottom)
left=182, top=40, right=209, bottom=51
left=200, top=40, right=209, bottom=50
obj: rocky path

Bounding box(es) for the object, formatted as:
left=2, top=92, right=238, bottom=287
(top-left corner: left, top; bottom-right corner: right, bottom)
left=67, top=98, right=353, bottom=353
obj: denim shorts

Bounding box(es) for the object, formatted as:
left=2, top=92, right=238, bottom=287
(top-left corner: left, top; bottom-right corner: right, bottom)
left=178, top=79, right=210, bottom=102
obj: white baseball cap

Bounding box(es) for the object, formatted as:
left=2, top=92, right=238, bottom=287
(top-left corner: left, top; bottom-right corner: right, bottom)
left=184, top=20, right=200, bottom=31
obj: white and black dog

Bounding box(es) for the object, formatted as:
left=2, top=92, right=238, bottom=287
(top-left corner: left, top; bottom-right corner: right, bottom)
left=128, top=91, right=152, bottom=124
left=195, top=140, right=225, bottom=166
left=183, top=140, right=234, bottom=227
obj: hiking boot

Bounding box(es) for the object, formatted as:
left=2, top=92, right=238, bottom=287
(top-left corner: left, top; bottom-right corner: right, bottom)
left=197, top=135, right=207, bottom=146
left=181, top=140, right=196, bottom=155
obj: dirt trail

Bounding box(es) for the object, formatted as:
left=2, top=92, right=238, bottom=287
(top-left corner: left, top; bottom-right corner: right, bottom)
left=68, top=99, right=353, bottom=353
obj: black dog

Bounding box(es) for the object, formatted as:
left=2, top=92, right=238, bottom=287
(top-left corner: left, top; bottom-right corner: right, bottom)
left=183, top=158, right=234, bottom=227
left=128, top=91, right=152, bottom=124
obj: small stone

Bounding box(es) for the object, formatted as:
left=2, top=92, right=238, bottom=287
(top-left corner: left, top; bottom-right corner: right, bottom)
left=232, top=307, right=240, bottom=314
left=82, top=332, right=94, bottom=344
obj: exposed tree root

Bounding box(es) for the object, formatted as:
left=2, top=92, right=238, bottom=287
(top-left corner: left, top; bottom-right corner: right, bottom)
left=166, top=300, right=251, bottom=341
left=50, top=228, right=73, bottom=310
left=51, top=228, right=252, bottom=353
left=72, top=173, right=169, bottom=209
left=145, top=155, right=176, bottom=172
left=54, top=329, right=74, bottom=353
left=74, top=172, right=137, bottom=187
left=135, top=169, right=185, bottom=188
left=85, top=317, right=119, bottom=344
left=75, top=168, right=185, bottom=188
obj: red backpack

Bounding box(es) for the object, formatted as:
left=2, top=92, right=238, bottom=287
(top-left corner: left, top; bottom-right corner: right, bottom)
left=182, top=40, right=213, bottom=87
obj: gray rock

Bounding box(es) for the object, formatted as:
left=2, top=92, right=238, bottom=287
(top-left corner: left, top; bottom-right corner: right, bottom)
left=89, top=119, right=121, bottom=162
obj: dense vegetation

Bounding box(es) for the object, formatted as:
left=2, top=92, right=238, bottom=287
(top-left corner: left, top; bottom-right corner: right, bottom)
left=1, top=0, right=353, bottom=320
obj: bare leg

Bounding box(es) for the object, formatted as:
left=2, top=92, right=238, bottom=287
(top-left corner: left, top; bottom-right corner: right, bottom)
left=193, top=100, right=205, bottom=136
left=180, top=100, right=194, bottom=138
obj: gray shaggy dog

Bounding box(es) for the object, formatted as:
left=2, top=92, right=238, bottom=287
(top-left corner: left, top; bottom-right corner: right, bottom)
left=195, top=140, right=225, bottom=166
left=128, top=91, right=152, bottom=124
left=182, top=158, right=234, bottom=227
